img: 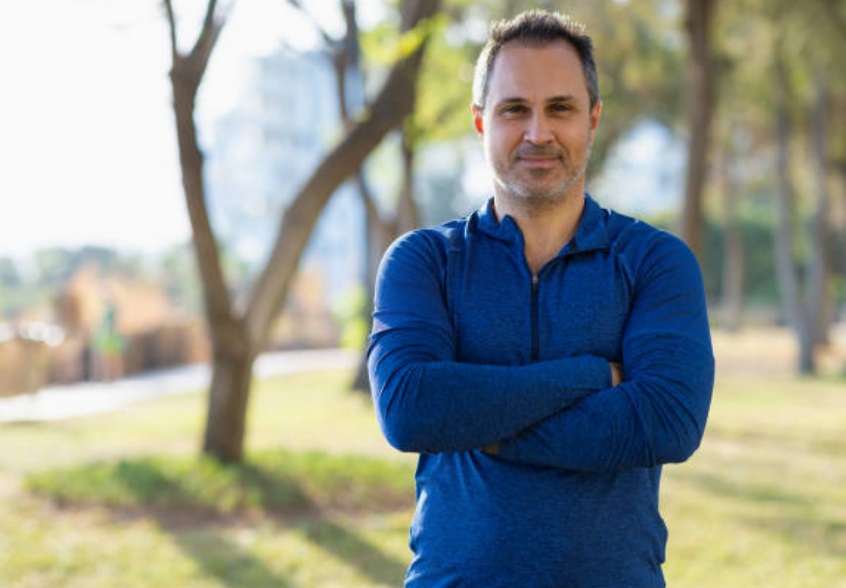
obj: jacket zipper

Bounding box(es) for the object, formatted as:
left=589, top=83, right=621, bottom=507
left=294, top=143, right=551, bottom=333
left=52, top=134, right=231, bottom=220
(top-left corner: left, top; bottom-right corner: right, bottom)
left=531, top=274, right=539, bottom=362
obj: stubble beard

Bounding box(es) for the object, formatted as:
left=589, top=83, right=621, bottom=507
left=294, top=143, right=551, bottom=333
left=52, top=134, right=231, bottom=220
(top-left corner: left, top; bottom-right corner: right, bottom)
left=494, top=141, right=593, bottom=211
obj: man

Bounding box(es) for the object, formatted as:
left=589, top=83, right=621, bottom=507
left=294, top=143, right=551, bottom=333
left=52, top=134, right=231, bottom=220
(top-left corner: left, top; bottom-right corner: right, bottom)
left=368, top=9, right=714, bottom=588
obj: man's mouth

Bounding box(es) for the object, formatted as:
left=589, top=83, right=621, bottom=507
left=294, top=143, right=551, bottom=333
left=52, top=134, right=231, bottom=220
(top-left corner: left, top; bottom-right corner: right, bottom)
left=516, top=148, right=563, bottom=166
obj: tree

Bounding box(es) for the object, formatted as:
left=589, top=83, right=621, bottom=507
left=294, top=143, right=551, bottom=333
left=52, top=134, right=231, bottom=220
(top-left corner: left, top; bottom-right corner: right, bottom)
left=164, top=0, right=443, bottom=463
left=679, top=0, right=718, bottom=261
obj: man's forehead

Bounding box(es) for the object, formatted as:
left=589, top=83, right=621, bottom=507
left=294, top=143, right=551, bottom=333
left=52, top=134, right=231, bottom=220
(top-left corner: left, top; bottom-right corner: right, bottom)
left=487, top=40, right=588, bottom=102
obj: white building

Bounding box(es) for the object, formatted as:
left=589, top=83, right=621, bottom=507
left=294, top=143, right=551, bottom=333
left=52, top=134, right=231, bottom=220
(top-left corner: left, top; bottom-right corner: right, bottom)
left=204, top=46, right=364, bottom=307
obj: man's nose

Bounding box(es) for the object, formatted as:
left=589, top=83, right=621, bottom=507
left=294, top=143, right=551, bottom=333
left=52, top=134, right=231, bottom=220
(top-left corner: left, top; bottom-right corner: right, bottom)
left=523, top=113, right=554, bottom=144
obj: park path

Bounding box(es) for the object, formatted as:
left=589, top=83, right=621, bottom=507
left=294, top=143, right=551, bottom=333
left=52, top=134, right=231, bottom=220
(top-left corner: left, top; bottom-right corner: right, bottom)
left=0, top=348, right=358, bottom=424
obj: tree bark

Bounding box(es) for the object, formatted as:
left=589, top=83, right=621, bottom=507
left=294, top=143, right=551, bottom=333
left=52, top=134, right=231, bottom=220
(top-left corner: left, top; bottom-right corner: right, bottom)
left=719, top=141, right=744, bottom=331
left=202, top=323, right=254, bottom=461
left=679, top=0, right=717, bottom=261
left=808, top=70, right=832, bottom=346
left=351, top=124, right=422, bottom=392
left=773, top=51, right=815, bottom=374
left=165, top=1, right=257, bottom=461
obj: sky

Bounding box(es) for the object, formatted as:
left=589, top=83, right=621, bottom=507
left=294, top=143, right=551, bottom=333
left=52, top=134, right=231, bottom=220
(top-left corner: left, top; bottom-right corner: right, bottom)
left=0, top=0, right=356, bottom=259
left=0, top=1, right=680, bottom=260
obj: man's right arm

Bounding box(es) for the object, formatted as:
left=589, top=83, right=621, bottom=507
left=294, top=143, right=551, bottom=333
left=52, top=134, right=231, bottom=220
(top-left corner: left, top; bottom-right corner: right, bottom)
left=368, top=230, right=612, bottom=454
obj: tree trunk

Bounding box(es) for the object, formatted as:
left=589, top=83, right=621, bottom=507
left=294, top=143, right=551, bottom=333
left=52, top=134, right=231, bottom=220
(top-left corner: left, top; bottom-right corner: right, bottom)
left=397, top=128, right=422, bottom=233
left=166, top=2, right=251, bottom=462
left=350, top=172, right=383, bottom=393
left=719, top=142, right=744, bottom=331
left=773, top=51, right=815, bottom=374
left=350, top=124, right=423, bottom=392
left=202, top=336, right=255, bottom=462
left=679, top=0, right=717, bottom=261
left=808, top=70, right=832, bottom=346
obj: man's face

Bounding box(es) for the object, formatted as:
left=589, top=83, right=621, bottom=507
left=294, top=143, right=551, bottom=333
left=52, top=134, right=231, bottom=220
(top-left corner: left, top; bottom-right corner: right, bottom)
left=473, top=40, right=601, bottom=206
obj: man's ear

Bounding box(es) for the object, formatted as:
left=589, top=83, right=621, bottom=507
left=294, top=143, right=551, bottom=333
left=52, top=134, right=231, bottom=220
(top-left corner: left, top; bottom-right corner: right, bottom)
left=589, top=101, right=602, bottom=137
left=471, top=104, right=484, bottom=135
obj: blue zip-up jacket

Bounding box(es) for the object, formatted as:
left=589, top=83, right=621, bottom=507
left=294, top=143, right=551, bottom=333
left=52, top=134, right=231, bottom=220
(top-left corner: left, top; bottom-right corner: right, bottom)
left=368, top=195, right=714, bottom=588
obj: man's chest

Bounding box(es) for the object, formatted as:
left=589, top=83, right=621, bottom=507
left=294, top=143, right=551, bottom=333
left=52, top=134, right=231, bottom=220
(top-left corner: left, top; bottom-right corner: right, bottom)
left=450, top=251, right=632, bottom=365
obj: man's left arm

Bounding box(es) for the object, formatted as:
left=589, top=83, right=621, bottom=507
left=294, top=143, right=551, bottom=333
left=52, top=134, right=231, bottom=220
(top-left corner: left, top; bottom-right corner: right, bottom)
left=493, top=236, right=715, bottom=472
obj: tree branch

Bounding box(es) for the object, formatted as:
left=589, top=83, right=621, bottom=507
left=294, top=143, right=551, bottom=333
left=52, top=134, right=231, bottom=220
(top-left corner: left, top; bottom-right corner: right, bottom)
left=244, top=0, right=442, bottom=348
left=163, top=0, right=178, bottom=59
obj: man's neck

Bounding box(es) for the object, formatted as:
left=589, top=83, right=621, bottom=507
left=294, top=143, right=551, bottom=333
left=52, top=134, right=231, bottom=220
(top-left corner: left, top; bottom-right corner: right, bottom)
left=493, top=189, right=586, bottom=275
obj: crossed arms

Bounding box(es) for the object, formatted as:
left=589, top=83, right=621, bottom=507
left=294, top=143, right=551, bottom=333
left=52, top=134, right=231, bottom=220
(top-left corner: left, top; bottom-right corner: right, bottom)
left=367, top=231, right=714, bottom=473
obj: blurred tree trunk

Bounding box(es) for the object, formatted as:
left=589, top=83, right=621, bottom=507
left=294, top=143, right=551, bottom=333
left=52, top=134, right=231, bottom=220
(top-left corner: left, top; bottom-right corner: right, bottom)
left=719, top=140, right=744, bottom=331
left=165, top=0, right=442, bottom=463
left=772, top=49, right=815, bottom=374
left=351, top=123, right=422, bottom=392
left=679, top=0, right=717, bottom=261
left=808, top=70, right=833, bottom=346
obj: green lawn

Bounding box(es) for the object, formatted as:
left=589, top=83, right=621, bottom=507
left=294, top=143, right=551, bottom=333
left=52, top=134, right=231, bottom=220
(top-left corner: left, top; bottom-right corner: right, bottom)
left=1, top=347, right=845, bottom=587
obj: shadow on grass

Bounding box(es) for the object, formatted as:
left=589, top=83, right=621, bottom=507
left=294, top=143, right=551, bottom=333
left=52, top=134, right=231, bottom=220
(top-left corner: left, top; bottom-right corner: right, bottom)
left=28, top=450, right=413, bottom=587
left=672, top=469, right=814, bottom=508
left=672, top=468, right=846, bottom=559
left=108, top=459, right=296, bottom=587
left=297, top=517, right=408, bottom=586
left=741, top=515, right=846, bottom=560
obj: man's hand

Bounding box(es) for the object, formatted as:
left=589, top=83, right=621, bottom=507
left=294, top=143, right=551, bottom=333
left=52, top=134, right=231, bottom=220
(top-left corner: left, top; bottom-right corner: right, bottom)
left=482, top=443, right=500, bottom=455
left=610, top=362, right=623, bottom=387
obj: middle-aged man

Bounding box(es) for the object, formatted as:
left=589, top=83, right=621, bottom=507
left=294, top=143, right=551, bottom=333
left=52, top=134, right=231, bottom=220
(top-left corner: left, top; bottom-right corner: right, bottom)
left=367, top=9, right=715, bottom=588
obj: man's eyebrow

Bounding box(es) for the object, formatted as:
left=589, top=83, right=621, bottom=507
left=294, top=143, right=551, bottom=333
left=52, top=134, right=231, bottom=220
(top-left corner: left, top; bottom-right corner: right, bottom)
left=495, top=97, right=529, bottom=106
left=547, top=95, right=578, bottom=104
left=494, top=95, right=580, bottom=107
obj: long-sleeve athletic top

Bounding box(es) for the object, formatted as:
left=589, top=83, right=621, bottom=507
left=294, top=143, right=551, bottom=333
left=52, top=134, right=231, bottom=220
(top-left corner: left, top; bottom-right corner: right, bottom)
left=367, top=195, right=715, bottom=588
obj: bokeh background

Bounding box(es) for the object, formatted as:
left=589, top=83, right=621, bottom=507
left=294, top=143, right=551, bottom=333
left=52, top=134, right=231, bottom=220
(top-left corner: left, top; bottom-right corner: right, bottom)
left=1, top=1, right=844, bottom=586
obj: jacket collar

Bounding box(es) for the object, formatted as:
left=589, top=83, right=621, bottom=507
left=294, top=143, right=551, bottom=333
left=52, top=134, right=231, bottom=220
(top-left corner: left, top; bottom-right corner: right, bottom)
left=475, top=194, right=610, bottom=256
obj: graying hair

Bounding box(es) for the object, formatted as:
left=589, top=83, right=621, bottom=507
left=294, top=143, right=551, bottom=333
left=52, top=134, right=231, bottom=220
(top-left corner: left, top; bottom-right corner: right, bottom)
left=472, top=10, right=600, bottom=110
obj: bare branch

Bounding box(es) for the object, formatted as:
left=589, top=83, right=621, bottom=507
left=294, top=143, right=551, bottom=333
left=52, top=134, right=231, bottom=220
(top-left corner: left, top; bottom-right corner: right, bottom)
left=162, top=0, right=178, bottom=59
left=189, top=0, right=233, bottom=73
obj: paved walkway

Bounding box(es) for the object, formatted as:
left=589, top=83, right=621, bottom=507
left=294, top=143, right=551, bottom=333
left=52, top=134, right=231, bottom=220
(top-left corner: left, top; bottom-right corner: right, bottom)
left=0, top=348, right=358, bottom=424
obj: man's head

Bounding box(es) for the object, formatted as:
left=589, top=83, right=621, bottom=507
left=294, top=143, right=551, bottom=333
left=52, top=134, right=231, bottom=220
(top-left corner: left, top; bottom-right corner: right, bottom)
left=471, top=10, right=602, bottom=208
left=472, top=10, right=600, bottom=113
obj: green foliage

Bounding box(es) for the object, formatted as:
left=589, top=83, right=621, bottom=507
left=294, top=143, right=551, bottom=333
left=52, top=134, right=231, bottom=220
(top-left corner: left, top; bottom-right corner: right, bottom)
left=33, top=245, right=141, bottom=286
left=332, top=286, right=370, bottom=351
left=645, top=212, right=782, bottom=306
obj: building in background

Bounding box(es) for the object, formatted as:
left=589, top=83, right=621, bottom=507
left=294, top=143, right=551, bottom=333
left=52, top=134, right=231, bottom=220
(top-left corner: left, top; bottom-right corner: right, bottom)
left=205, top=46, right=365, bottom=322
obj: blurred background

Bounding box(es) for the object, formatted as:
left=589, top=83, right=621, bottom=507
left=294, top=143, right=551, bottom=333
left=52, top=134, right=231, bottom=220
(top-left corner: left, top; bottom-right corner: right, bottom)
left=1, top=1, right=845, bottom=586
left=1, top=0, right=844, bottom=399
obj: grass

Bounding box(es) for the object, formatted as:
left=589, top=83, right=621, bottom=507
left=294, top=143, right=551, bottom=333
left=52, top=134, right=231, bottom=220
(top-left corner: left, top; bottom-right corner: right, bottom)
left=1, top=331, right=846, bottom=587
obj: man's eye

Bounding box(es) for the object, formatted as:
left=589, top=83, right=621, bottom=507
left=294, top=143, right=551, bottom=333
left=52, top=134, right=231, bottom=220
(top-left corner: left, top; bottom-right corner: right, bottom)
left=502, top=105, right=527, bottom=114
left=550, top=103, right=573, bottom=112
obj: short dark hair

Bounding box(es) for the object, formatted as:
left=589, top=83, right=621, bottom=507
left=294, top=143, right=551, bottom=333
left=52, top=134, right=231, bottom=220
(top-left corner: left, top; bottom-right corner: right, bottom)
left=472, top=10, right=600, bottom=111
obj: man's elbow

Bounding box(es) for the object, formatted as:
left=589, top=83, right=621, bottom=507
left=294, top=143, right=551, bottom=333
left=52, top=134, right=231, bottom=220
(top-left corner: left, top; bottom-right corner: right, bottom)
left=378, top=414, right=427, bottom=453
left=662, top=432, right=704, bottom=464
left=659, top=416, right=708, bottom=464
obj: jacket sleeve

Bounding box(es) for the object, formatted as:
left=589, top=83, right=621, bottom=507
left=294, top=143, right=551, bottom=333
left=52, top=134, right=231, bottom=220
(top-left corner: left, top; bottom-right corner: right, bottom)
left=368, top=229, right=612, bottom=454
left=495, top=235, right=715, bottom=472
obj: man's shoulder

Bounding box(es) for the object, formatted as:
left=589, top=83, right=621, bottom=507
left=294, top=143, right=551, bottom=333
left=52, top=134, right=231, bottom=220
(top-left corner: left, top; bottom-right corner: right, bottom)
left=392, top=215, right=473, bottom=254
left=382, top=215, right=473, bottom=272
